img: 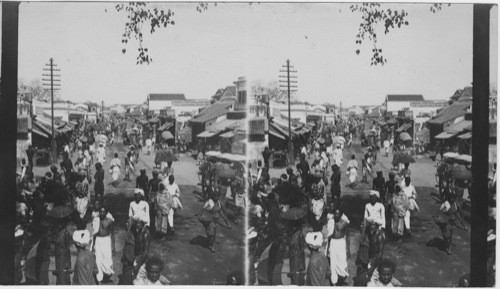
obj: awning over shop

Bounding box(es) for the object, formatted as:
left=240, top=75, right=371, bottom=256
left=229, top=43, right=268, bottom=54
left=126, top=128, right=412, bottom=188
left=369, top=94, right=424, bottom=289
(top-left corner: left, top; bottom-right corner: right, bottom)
left=158, top=121, right=173, bottom=131
left=220, top=131, right=235, bottom=138
left=32, top=126, right=50, bottom=139
left=458, top=132, right=472, bottom=139
left=294, top=126, right=309, bottom=135
left=396, top=123, right=412, bottom=133
left=197, top=130, right=220, bottom=138
left=435, top=131, right=458, bottom=139
left=269, top=122, right=288, bottom=140
left=269, top=128, right=286, bottom=140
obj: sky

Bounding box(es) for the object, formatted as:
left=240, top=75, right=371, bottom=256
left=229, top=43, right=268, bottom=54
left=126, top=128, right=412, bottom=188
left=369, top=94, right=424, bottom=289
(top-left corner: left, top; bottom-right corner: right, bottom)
left=16, top=2, right=497, bottom=106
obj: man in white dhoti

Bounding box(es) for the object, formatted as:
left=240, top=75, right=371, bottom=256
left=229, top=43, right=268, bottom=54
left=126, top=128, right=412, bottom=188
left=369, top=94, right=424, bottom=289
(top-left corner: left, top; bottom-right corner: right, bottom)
left=165, top=175, right=182, bottom=234
left=92, top=206, right=115, bottom=283
left=96, top=143, right=106, bottom=165
left=110, top=153, right=121, bottom=188
left=145, top=138, right=153, bottom=156
left=333, top=144, right=343, bottom=166
left=346, top=154, right=358, bottom=189
left=401, top=177, right=418, bottom=236
left=326, top=207, right=351, bottom=286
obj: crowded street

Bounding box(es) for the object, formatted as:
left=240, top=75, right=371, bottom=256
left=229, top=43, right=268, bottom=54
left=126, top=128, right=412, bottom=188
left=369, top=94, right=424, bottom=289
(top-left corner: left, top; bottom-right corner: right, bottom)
left=15, top=117, right=245, bottom=285
left=264, top=138, right=471, bottom=286
left=247, top=116, right=494, bottom=287
left=10, top=2, right=497, bottom=287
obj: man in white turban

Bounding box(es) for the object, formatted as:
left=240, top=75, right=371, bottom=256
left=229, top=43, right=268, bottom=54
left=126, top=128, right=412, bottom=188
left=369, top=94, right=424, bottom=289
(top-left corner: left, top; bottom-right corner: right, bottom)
left=73, top=227, right=98, bottom=285
left=364, top=190, right=386, bottom=229
left=129, top=188, right=150, bottom=227
left=305, top=232, right=330, bottom=286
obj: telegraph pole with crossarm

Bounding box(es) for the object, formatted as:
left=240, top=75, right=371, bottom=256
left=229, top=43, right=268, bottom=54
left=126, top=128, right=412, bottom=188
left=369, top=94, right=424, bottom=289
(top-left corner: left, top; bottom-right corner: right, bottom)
left=42, top=58, right=61, bottom=163
left=279, top=59, right=297, bottom=166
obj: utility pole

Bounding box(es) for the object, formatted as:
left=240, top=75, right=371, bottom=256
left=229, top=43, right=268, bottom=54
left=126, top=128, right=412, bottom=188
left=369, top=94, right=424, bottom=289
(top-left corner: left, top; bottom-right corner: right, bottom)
left=42, top=58, right=61, bottom=163
left=279, top=59, right=297, bottom=166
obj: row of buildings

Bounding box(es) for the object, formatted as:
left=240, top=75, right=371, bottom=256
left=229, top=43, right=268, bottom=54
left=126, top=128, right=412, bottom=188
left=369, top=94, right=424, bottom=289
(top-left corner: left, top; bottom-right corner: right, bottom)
left=139, top=77, right=248, bottom=156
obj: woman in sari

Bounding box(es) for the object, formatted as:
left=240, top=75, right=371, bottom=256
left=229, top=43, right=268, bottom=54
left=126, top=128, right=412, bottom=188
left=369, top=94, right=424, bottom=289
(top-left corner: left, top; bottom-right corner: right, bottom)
left=391, top=185, right=408, bottom=242
left=156, top=183, right=173, bottom=240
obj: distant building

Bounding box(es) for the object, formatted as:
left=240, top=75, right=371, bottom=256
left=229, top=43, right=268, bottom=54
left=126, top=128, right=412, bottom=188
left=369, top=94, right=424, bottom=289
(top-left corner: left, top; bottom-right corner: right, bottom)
left=410, top=100, right=448, bottom=131
left=220, top=86, right=237, bottom=102
left=348, top=106, right=365, bottom=116
left=385, top=94, right=424, bottom=115
left=172, top=99, right=210, bottom=116
left=427, top=101, right=472, bottom=145
left=147, top=93, right=186, bottom=114
left=210, top=88, right=225, bottom=103
left=110, top=104, right=127, bottom=114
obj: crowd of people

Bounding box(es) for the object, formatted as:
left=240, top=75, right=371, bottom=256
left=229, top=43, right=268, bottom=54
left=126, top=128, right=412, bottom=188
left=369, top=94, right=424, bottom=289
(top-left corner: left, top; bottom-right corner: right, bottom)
left=247, top=117, right=492, bottom=286
left=13, top=117, right=204, bottom=285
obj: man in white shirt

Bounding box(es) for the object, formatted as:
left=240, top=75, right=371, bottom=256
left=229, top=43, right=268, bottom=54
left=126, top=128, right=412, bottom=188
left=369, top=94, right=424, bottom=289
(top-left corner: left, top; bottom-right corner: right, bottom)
left=333, top=144, right=343, bottom=166
left=96, top=143, right=106, bottom=165
left=145, top=138, right=152, bottom=156
left=401, top=177, right=417, bottom=236
left=164, top=175, right=182, bottom=233
left=364, top=190, right=386, bottom=229
left=129, top=189, right=150, bottom=227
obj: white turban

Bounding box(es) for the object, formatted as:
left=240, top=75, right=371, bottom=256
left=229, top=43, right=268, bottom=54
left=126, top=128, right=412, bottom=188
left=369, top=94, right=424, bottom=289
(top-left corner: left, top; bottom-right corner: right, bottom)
left=369, top=190, right=380, bottom=199
left=73, top=229, right=91, bottom=246
left=134, top=188, right=145, bottom=197
left=305, top=232, right=323, bottom=249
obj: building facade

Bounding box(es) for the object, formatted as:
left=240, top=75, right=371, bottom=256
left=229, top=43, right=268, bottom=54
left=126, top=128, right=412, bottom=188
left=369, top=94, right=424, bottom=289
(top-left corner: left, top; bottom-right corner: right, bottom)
left=385, top=94, right=425, bottom=115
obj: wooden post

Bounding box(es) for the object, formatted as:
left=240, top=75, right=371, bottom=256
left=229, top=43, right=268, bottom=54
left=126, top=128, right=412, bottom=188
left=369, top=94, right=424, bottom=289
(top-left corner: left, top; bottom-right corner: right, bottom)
left=470, top=4, right=491, bottom=286
left=0, top=2, right=19, bottom=284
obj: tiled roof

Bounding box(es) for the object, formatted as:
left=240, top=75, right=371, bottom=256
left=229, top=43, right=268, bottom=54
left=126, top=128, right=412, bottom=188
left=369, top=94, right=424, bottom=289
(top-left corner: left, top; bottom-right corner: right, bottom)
left=445, top=120, right=472, bottom=134
left=451, top=89, right=463, bottom=99
left=223, top=86, right=237, bottom=97
left=457, top=86, right=473, bottom=102
left=386, top=95, right=424, bottom=102
left=207, top=118, right=245, bottom=132
left=148, top=94, right=186, bottom=101
left=190, top=102, right=232, bottom=123
left=427, top=102, right=471, bottom=125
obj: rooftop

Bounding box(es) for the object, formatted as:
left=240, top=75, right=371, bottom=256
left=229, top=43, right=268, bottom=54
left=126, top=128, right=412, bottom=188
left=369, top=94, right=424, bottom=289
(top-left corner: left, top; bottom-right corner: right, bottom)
left=148, top=94, right=186, bottom=101
left=190, top=102, right=232, bottom=123
left=386, top=95, right=424, bottom=102
left=427, top=102, right=471, bottom=125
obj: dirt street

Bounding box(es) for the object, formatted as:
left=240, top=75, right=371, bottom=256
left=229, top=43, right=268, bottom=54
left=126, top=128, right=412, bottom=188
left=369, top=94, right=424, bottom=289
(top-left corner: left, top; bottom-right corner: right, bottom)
left=31, top=137, right=245, bottom=285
